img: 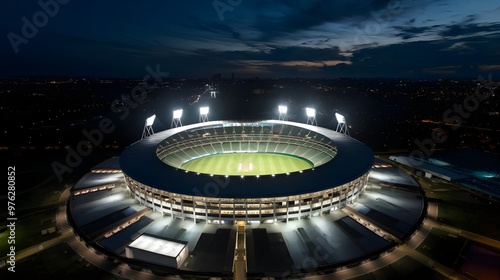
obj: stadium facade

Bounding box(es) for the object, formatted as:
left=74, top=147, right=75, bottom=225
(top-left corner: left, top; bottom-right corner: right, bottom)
left=119, top=120, right=374, bottom=223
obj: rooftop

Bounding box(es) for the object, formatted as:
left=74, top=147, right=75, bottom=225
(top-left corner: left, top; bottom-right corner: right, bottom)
left=128, top=234, right=187, bottom=258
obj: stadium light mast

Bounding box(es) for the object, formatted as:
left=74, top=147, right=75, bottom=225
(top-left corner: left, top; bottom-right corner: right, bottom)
left=142, top=114, right=156, bottom=139
left=335, top=112, right=349, bottom=136
left=305, top=107, right=317, bottom=126
left=278, top=105, right=288, bottom=121
left=207, top=83, right=217, bottom=98
left=199, top=106, right=209, bottom=122
left=171, top=109, right=183, bottom=128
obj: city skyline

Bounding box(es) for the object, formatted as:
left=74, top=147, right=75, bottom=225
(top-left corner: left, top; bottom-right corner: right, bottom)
left=2, top=0, right=500, bottom=79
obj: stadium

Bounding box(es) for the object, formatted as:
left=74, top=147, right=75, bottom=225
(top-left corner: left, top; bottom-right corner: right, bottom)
left=67, top=107, right=426, bottom=278
left=119, top=119, right=373, bottom=223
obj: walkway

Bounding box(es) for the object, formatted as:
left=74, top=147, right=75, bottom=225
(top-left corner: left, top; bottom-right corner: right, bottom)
left=234, top=221, right=247, bottom=280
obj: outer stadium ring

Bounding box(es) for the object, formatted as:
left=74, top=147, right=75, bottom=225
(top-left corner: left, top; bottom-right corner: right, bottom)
left=119, top=120, right=374, bottom=223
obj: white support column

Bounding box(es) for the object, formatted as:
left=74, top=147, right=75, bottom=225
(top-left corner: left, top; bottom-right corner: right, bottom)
left=142, top=186, right=147, bottom=207
left=286, top=197, right=289, bottom=222
left=151, top=190, right=156, bottom=212
left=259, top=200, right=262, bottom=221
left=310, top=199, right=313, bottom=217
left=298, top=195, right=302, bottom=221
left=320, top=195, right=324, bottom=216
left=219, top=201, right=222, bottom=224
left=169, top=194, right=174, bottom=218
left=181, top=199, right=184, bottom=220
left=160, top=196, right=164, bottom=215
left=193, top=198, right=196, bottom=223
left=273, top=198, right=276, bottom=222
left=330, top=190, right=334, bottom=211
left=205, top=199, right=208, bottom=223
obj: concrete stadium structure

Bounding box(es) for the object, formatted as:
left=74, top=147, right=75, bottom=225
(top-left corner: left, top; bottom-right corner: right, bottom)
left=119, top=120, right=374, bottom=223
left=67, top=118, right=427, bottom=278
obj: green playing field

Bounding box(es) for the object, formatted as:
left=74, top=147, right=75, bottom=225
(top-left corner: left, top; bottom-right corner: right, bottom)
left=180, top=153, right=313, bottom=176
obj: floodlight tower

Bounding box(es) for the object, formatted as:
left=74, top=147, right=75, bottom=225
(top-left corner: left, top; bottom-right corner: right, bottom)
left=335, top=112, right=350, bottom=135
left=199, top=106, right=209, bottom=122
left=207, top=83, right=217, bottom=98
left=171, top=109, right=183, bottom=128
left=305, top=107, right=317, bottom=126
left=278, top=105, right=288, bottom=121
left=142, top=114, right=156, bottom=139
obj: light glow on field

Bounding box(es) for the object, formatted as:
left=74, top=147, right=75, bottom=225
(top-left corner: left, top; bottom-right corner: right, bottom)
left=180, top=153, right=313, bottom=176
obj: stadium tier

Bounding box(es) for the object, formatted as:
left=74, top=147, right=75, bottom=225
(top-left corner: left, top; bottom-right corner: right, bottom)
left=119, top=120, right=374, bottom=223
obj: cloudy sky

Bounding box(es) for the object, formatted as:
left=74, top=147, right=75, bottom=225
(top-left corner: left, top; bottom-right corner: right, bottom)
left=2, top=0, right=500, bottom=78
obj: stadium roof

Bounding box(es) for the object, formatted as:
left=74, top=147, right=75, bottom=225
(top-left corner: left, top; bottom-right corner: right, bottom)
left=388, top=155, right=468, bottom=181
left=119, top=120, right=374, bottom=198
left=127, top=234, right=187, bottom=258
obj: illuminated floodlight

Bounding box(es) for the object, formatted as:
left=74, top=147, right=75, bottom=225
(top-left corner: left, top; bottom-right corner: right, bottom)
left=146, top=114, right=156, bottom=126
left=173, top=109, right=183, bottom=119
left=200, top=106, right=209, bottom=115
left=141, top=114, right=156, bottom=139
left=305, top=107, right=317, bottom=125
left=335, top=113, right=345, bottom=124
left=199, top=106, right=209, bottom=122
left=306, top=107, right=316, bottom=117
left=171, top=109, right=183, bottom=128
left=335, top=112, right=349, bottom=135
left=278, top=105, right=288, bottom=121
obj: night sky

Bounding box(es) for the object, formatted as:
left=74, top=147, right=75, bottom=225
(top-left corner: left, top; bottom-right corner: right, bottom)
left=2, top=0, right=500, bottom=78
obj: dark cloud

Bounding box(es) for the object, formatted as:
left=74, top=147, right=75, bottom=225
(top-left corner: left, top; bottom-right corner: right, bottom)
left=394, top=25, right=439, bottom=39
left=241, top=0, right=400, bottom=42
left=337, top=35, right=500, bottom=78
left=1, top=0, right=500, bottom=78
left=440, top=22, right=500, bottom=37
